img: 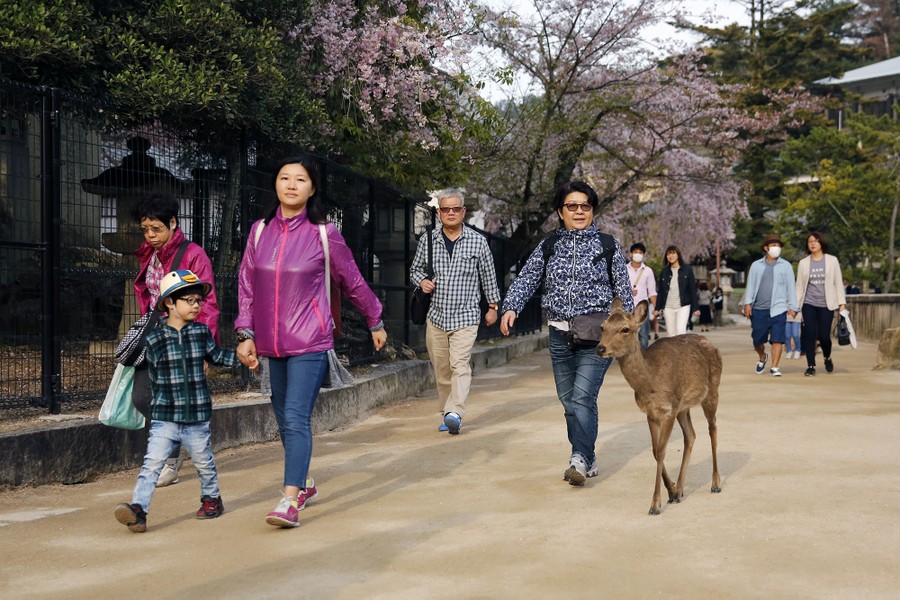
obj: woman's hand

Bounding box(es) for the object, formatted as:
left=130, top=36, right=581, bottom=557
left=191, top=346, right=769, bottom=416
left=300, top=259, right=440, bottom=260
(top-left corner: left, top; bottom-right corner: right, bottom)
left=371, top=329, right=387, bottom=351
left=419, top=277, right=435, bottom=293
left=484, top=307, right=498, bottom=327
left=237, top=339, right=258, bottom=370
left=499, top=310, right=516, bottom=336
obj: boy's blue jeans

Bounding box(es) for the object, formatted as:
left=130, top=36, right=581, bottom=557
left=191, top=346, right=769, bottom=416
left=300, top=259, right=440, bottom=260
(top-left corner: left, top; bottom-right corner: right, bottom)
left=548, top=327, right=613, bottom=467
left=132, top=420, right=219, bottom=511
left=268, top=352, right=328, bottom=489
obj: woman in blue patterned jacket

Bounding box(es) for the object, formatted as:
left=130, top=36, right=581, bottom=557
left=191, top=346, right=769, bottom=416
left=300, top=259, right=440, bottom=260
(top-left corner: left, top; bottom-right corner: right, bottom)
left=500, top=181, right=633, bottom=486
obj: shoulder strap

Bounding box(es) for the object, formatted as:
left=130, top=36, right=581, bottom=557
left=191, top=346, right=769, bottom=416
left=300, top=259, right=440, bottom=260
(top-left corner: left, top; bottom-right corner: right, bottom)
left=593, top=232, right=616, bottom=286
left=171, top=239, right=191, bottom=271
left=426, top=227, right=434, bottom=278
left=539, top=230, right=561, bottom=283
left=318, top=224, right=337, bottom=334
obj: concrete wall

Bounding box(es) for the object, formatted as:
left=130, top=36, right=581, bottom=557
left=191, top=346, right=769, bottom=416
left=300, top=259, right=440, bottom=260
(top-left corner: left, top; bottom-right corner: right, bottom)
left=847, top=294, right=900, bottom=341
left=0, top=332, right=547, bottom=488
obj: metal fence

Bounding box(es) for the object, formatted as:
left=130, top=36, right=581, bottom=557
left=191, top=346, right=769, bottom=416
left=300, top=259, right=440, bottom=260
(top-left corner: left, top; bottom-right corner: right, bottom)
left=0, top=79, right=542, bottom=412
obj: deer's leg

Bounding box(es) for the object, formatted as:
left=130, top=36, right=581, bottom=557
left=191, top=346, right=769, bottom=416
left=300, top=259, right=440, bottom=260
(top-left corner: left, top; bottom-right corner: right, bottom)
left=648, top=416, right=677, bottom=515
left=671, top=410, right=697, bottom=503
left=703, top=401, right=721, bottom=493
left=647, top=416, right=675, bottom=493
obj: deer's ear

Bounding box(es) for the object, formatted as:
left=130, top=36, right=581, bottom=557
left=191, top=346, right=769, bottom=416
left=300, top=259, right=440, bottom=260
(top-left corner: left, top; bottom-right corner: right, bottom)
left=634, top=300, right=648, bottom=323
left=611, top=297, right=624, bottom=313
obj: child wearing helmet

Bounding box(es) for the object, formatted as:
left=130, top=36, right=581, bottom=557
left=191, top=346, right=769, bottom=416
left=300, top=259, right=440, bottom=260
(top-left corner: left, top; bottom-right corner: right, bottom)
left=114, top=270, right=258, bottom=533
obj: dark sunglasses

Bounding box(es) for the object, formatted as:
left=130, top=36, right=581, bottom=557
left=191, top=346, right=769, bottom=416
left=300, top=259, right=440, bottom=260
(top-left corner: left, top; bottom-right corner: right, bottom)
left=438, top=206, right=465, bottom=214
left=562, top=203, right=593, bottom=213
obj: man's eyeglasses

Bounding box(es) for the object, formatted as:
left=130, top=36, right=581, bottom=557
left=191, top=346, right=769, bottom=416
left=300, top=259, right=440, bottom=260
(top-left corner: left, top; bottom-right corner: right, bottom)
left=177, top=297, right=204, bottom=306
left=563, top=203, right=593, bottom=213
left=438, top=206, right=465, bottom=214
left=140, top=224, right=168, bottom=235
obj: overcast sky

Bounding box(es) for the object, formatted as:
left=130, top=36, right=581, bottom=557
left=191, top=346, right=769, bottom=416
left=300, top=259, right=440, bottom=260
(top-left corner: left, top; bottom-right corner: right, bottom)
left=475, top=0, right=752, bottom=100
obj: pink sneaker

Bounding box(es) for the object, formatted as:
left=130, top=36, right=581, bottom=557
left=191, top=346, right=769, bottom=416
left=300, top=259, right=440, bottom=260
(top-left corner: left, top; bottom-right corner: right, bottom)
left=265, top=496, right=299, bottom=528
left=297, top=478, right=318, bottom=511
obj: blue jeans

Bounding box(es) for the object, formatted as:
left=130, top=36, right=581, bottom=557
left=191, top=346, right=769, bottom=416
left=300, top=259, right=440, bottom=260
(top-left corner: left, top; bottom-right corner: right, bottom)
left=548, top=327, right=613, bottom=466
left=268, top=352, right=328, bottom=488
left=132, top=420, right=219, bottom=511
left=638, top=317, right=650, bottom=350
left=784, top=321, right=801, bottom=353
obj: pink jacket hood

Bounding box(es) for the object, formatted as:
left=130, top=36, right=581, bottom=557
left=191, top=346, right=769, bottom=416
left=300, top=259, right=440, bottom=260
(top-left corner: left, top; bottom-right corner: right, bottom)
left=235, top=208, right=382, bottom=357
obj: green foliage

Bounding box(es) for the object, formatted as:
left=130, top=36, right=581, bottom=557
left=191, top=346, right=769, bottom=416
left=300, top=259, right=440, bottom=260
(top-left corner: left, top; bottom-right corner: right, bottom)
left=778, top=112, right=899, bottom=290
left=0, top=0, right=96, bottom=88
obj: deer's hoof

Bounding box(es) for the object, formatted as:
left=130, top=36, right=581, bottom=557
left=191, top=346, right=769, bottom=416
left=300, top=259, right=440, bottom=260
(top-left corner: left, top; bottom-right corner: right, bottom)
left=667, top=495, right=682, bottom=504
left=711, top=485, right=722, bottom=494
left=648, top=507, right=661, bottom=515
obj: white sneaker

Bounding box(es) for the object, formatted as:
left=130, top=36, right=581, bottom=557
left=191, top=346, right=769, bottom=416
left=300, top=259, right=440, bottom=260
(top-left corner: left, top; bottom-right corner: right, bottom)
left=586, top=460, right=599, bottom=478
left=770, top=367, right=782, bottom=377
left=794, top=351, right=802, bottom=359
left=157, top=461, right=180, bottom=487
left=564, top=455, right=587, bottom=486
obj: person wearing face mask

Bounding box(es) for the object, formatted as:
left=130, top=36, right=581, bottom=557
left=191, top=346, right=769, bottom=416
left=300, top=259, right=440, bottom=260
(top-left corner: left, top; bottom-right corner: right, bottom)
left=742, top=234, right=799, bottom=377
left=626, top=242, right=657, bottom=349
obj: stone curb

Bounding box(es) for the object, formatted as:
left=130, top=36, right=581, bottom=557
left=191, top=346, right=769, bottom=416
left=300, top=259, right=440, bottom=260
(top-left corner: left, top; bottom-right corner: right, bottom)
left=0, top=332, right=547, bottom=487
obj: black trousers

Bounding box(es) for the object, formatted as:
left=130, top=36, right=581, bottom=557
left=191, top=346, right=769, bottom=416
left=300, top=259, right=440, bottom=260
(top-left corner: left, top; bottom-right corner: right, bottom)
left=801, top=303, right=835, bottom=368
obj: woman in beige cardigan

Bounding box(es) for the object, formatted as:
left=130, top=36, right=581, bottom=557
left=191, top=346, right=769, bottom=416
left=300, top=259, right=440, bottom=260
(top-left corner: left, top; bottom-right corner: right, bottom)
left=795, top=232, right=846, bottom=376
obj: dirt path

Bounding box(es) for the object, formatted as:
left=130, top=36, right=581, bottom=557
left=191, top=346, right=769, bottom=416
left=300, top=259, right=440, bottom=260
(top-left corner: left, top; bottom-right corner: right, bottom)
left=1, top=323, right=898, bottom=599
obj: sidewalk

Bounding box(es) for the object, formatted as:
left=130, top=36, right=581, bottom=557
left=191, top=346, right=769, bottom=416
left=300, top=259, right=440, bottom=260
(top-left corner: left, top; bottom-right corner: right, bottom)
left=1, top=322, right=899, bottom=599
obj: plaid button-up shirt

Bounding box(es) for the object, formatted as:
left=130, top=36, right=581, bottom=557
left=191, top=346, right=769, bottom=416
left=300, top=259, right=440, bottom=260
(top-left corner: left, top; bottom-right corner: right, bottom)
left=145, top=320, right=238, bottom=423
left=409, top=225, right=501, bottom=331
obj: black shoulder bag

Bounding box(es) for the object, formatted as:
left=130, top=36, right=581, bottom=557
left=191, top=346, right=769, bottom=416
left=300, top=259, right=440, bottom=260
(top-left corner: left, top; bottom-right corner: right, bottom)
left=115, top=240, right=191, bottom=366
left=410, top=229, right=434, bottom=325
left=549, top=231, right=618, bottom=346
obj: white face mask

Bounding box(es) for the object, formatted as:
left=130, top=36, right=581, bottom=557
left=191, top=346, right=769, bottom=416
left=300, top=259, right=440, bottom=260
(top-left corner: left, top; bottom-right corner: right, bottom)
left=631, top=253, right=643, bottom=263
left=767, top=246, right=782, bottom=259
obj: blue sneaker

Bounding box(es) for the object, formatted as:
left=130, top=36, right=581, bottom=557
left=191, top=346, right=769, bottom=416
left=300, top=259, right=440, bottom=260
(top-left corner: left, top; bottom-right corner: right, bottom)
left=438, top=421, right=449, bottom=432
left=443, top=412, right=461, bottom=435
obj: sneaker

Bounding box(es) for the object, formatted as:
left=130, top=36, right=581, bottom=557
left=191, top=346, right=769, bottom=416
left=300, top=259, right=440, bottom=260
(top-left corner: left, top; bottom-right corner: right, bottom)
left=438, top=421, right=449, bottom=432
left=586, top=460, right=599, bottom=478
left=196, top=496, right=224, bottom=519
left=770, top=367, right=782, bottom=377
left=114, top=503, right=147, bottom=533
left=297, top=478, right=318, bottom=511
left=265, top=496, right=299, bottom=528
left=157, top=461, right=180, bottom=487
left=755, top=354, right=768, bottom=374
left=824, top=357, right=834, bottom=373
left=804, top=366, right=816, bottom=377
left=794, top=350, right=802, bottom=360
left=563, top=455, right=587, bottom=486
left=443, top=412, right=461, bottom=435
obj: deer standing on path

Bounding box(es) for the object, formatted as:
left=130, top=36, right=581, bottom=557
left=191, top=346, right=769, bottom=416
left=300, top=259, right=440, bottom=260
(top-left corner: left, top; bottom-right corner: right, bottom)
left=597, top=298, right=722, bottom=515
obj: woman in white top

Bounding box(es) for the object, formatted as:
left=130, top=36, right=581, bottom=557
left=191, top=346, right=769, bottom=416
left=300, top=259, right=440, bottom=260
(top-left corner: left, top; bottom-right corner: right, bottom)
left=795, top=232, right=846, bottom=376
left=655, top=245, right=699, bottom=336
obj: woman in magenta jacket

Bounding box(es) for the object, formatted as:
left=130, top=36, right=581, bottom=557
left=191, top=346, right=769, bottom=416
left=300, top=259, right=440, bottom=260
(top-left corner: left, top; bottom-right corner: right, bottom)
left=132, top=191, right=221, bottom=487
left=235, top=156, right=387, bottom=529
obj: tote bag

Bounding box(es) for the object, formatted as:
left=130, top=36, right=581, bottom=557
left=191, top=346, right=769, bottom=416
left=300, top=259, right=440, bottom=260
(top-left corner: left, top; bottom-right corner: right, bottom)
left=99, top=364, right=146, bottom=430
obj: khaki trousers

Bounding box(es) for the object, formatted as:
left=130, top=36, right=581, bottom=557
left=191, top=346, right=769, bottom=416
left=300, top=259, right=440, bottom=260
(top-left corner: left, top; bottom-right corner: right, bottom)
left=425, top=322, right=479, bottom=418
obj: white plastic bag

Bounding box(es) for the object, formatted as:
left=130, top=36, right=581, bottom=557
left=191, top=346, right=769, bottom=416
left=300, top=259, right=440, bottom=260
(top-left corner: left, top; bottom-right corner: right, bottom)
left=99, top=364, right=146, bottom=429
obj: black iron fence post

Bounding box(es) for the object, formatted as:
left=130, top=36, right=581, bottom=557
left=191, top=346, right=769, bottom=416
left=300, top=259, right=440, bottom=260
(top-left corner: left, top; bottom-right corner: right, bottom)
left=40, top=87, right=62, bottom=414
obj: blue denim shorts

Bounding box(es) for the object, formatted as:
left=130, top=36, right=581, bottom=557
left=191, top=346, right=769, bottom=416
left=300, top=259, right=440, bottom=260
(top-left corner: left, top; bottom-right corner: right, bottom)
left=751, top=309, right=787, bottom=346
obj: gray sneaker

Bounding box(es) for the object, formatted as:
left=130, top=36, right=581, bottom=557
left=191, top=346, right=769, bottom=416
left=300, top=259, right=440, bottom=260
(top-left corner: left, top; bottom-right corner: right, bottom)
left=563, top=455, right=587, bottom=486
left=157, top=460, right=181, bottom=487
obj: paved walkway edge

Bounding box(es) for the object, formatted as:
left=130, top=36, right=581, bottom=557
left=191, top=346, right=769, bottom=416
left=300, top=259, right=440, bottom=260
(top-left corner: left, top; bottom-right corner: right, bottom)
left=0, top=332, right=547, bottom=487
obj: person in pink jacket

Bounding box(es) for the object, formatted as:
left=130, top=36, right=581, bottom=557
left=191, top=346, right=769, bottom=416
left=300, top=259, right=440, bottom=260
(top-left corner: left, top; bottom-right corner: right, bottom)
left=235, top=156, right=387, bottom=529
left=132, top=191, right=221, bottom=487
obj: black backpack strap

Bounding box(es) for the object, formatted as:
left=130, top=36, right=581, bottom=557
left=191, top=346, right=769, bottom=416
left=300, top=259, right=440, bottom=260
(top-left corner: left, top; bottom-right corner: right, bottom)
left=592, top=232, right=616, bottom=286
left=171, top=239, right=191, bottom=270
left=540, top=230, right=561, bottom=282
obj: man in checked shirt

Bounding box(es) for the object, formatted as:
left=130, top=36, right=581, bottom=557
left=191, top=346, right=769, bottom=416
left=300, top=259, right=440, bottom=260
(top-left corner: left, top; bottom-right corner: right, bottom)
left=410, top=189, right=501, bottom=435
left=114, top=270, right=257, bottom=533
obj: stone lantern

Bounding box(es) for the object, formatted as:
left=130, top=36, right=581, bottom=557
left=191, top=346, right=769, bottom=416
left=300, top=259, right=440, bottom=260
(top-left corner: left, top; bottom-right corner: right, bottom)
left=81, top=136, right=191, bottom=336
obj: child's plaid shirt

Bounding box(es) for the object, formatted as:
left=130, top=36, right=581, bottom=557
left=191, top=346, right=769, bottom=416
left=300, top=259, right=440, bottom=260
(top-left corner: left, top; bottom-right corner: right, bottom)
left=145, top=320, right=238, bottom=423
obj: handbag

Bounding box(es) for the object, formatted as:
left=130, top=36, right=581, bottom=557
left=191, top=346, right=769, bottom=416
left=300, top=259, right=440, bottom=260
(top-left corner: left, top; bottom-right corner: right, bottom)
left=410, top=227, right=434, bottom=325
left=319, top=224, right=354, bottom=388
left=114, top=239, right=191, bottom=367
left=568, top=312, right=610, bottom=346
left=837, top=315, right=851, bottom=346
left=99, top=364, right=146, bottom=429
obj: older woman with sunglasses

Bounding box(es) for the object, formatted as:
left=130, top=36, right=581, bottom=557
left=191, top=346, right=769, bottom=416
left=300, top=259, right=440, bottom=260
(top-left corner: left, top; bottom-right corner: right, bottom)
left=499, top=181, right=632, bottom=486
